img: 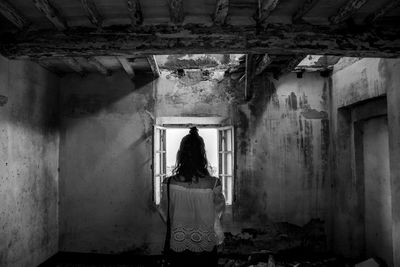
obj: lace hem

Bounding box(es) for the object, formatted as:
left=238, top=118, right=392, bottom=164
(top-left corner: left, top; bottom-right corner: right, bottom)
left=170, top=225, right=217, bottom=252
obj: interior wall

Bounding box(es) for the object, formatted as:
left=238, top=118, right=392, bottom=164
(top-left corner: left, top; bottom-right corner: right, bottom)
left=331, top=58, right=400, bottom=266
left=234, top=72, right=330, bottom=228
left=0, top=56, right=60, bottom=267
left=59, top=68, right=330, bottom=254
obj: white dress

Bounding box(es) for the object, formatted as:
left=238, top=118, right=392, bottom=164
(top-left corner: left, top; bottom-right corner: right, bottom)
left=159, top=177, right=226, bottom=252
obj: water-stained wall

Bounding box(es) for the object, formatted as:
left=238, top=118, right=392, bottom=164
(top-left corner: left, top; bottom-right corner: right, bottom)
left=0, top=56, right=60, bottom=267
left=234, top=72, right=330, bottom=227
left=59, top=67, right=330, bottom=254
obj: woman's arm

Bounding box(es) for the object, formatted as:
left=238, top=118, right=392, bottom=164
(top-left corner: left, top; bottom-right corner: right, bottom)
left=213, top=178, right=225, bottom=218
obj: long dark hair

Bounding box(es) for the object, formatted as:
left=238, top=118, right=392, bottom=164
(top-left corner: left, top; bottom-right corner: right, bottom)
left=173, top=126, right=210, bottom=182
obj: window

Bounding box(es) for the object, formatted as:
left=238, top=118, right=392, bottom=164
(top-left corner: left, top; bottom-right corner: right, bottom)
left=153, top=125, right=234, bottom=205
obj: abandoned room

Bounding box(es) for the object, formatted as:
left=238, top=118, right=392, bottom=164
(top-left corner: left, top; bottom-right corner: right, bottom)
left=0, top=0, right=400, bottom=267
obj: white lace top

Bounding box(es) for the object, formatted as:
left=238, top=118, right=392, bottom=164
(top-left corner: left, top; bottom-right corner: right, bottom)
left=159, top=177, right=226, bottom=252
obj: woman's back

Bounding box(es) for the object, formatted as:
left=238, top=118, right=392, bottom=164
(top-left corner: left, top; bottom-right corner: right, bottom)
left=160, top=175, right=225, bottom=252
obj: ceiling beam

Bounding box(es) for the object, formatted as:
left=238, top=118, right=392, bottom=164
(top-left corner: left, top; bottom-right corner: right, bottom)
left=147, top=55, right=160, bottom=78
left=62, top=57, right=86, bottom=76
left=214, top=0, right=229, bottom=25
left=127, top=0, right=143, bottom=26
left=364, top=0, right=400, bottom=24
left=87, top=57, right=111, bottom=76
left=258, top=0, right=280, bottom=24
left=81, top=0, right=103, bottom=28
left=255, top=54, right=273, bottom=76
left=329, top=0, right=368, bottom=24
left=292, top=0, right=320, bottom=23
left=0, top=0, right=29, bottom=29
left=118, top=57, right=135, bottom=80
left=276, top=54, right=305, bottom=77
left=2, top=24, right=400, bottom=58
left=33, top=0, right=68, bottom=31
left=167, top=0, right=184, bottom=23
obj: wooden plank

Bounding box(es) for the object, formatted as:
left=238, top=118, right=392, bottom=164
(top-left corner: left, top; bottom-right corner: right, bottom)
left=364, top=0, right=400, bottom=23
left=147, top=55, right=160, bottom=78
left=81, top=0, right=103, bottom=28
left=62, top=57, right=86, bottom=76
left=118, top=57, right=135, bottom=79
left=167, top=0, right=184, bottom=23
left=276, top=54, right=305, bottom=77
left=33, top=0, right=68, bottom=31
left=292, top=0, right=321, bottom=23
left=87, top=57, right=111, bottom=76
left=127, top=0, right=143, bottom=26
left=2, top=23, right=400, bottom=58
left=214, top=0, right=229, bottom=25
left=330, top=0, right=368, bottom=24
left=258, top=0, right=280, bottom=24
left=0, top=0, right=29, bottom=29
left=255, top=54, right=273, bottom=76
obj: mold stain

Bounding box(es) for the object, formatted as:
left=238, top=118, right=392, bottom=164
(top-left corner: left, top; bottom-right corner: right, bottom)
left=286, top=92, right=298, bottom=110
left=0, top=95, right=8, bottom=106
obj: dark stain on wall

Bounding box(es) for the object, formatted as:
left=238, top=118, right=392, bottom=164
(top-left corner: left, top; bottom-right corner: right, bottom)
left=286, top=92, right=298, bottom=110
left=236, top=108, right=249, bottom=155
left=248, top=75, right=277, bottom=129
left=301, top=109, right=328, bottom=119
left=0, top=95, right=8, bottom=106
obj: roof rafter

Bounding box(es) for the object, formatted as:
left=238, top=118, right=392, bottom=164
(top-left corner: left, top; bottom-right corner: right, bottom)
left=0, top=0, right=29, bottom=29
left=81, top=0, right=103, bottom=28
left=2, top=24, right=400, bottom=58
left=87, top=57, right=111, bottom=76
left=127, top=0, right=143, bottom=26
left=329, top=0, right=368, bottom=24
left=364, top=0, right=400, bottom=24
left=167, top=0, right=184, bottom=23
left=33, top=0, right=68, bottom=31
left=214, top=0, right=229, bottom=25
left=147, top=56, right=160, bottom=78
left=258, top=0, right=280, bottom=24
left=292, top=0, right=321, bottom=23
left=62, top=57, right=86, bottom=76
left=118, top=57, right=135, bottom=80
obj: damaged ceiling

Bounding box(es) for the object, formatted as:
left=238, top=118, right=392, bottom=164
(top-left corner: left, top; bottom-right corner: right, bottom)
left=0, top=0, right=399, bottom=76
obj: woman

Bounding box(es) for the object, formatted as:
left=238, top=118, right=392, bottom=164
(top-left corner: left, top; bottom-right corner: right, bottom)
left=159, top=127, right=225, bottom=267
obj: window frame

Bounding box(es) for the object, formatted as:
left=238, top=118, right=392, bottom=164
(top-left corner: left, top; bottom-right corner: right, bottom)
left=152, top=124, right=235, bottom=205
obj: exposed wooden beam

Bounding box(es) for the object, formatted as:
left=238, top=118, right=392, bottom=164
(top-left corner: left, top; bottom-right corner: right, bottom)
left=214, top=0, right=229, bottom=25
left=330, top=0, right=368, bottom=24
left=81, top=0, right=103, bottom=28
left=292, top=0, right=321, bottom=23
left=33, top=0, right=68, bottom=31
left=118, top=57, right=135, bottom=80
left=147, top=56, right=160, bottom=78
left=87, top=57, right=111, bottom=76
left=0, top=0, right=29, bottom=29
left=62, top=57, right=86, bottom=76
left=2, top=24, right=400, bottom=58
left=255, top=54, right=273, bottom=76
left=127, top=0, right=143, bottom=26
left=277, top=54, right=305, bottom=77
left=258, top=0, right=280, bottom=24
left=364, top=0, right=400, bottom=24
left=167, top=0, right=184, bottom=23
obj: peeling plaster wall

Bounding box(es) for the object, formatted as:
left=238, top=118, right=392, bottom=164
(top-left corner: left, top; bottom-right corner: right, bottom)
left=59, top=69, right=330, bottom=254
left=0, top=56, right=60, bottom=267
left=331, top=58, right=400, bottom=266
left=234, top=72, right=330, bottom=228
